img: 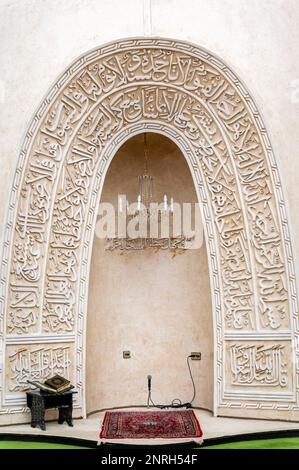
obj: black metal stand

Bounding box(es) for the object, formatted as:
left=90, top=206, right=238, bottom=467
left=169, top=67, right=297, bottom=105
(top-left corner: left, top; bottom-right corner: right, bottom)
left=26, top=390, right=76, bottom=431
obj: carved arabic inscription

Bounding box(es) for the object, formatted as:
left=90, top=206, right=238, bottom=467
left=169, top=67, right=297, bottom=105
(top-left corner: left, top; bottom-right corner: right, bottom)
left=2, top=41, right=294, bottom=413
left=230, top=343, right=288, bottom=388
left=6, top=344, right=73, bottom=392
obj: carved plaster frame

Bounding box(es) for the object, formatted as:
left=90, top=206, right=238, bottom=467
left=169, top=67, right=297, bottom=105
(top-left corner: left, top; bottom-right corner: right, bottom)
left=0, top=37, right=298, bottom=420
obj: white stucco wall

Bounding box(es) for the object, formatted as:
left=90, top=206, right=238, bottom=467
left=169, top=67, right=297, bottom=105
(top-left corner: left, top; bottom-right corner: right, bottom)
left=0, top=0, right=298, bottom=418
left=1, top=0, right=298, bottom=266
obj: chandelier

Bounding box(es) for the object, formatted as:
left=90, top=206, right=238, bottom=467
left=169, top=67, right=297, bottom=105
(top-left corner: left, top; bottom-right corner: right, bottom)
left=105, top=134, right=195, bottom=252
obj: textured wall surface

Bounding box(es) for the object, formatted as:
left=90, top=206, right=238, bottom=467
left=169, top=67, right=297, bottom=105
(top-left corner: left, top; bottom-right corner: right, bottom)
left=0, top=0, right=298, bottom=422
left=86, top=133, right=213, bottom=412
left=0, top=0, right=298, bottom=264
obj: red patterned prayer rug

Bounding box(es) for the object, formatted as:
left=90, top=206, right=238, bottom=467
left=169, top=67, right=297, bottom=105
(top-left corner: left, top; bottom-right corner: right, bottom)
left=99, top=410, right=203, bottom=444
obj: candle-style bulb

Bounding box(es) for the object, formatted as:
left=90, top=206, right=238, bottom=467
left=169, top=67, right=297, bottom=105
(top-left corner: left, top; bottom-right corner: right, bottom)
left=164, top=194, right=167, bottom=210
left=170, top=197, right=174, bottom=213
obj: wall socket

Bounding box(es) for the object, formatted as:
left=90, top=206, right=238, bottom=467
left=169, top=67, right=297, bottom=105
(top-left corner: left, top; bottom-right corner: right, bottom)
left=123, top=351, right=131, bottom=359
left=190, top=352, right=201, bottom=360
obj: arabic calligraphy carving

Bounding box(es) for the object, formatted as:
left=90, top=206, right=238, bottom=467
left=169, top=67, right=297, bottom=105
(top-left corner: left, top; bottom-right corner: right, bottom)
left=0, top=39, right=297, bottom=416
left=7, top=344, right=72, bottom=392
left=7, top=48, right=289, bottom=336
left=44, top=84, right=256, bottom=332
left=105, top=236, right=195, bottom=252
left=230, top=343, right=288, bottom=388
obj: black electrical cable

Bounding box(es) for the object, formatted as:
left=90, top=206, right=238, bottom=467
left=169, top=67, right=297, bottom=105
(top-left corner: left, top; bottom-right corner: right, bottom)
left=147, top=355, right=196, bottom=409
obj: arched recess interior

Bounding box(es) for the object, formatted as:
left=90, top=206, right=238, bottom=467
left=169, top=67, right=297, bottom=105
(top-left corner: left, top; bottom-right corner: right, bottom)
left=0, top=38, right=298, bottom=422
left=86, top=132, right=213, bottom=414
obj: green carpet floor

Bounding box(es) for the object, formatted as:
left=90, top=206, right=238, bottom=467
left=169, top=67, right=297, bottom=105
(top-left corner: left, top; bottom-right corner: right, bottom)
left=1, top=437, right=299, bottom=449
left=0, top=440, right=90, bottom=449
left=206, top=437, right=299, bottom=449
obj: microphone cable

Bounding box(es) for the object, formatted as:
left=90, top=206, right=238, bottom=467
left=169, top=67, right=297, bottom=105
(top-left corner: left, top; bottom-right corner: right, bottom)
left=147, top=354, right=197, bottom=409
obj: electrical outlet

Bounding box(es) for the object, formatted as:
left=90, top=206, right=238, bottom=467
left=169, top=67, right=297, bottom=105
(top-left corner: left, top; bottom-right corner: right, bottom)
left=190, top=352, right=201, bottom=360
left=123, top=350, right=131, bottom=359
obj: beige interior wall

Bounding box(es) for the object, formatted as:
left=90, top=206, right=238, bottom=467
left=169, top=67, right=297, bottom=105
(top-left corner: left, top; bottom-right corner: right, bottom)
left=1, top=0, right=299, bottom=421
left=86, top=133, right=213, bottom=413
left=1, top=1, right=299, bottom=274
